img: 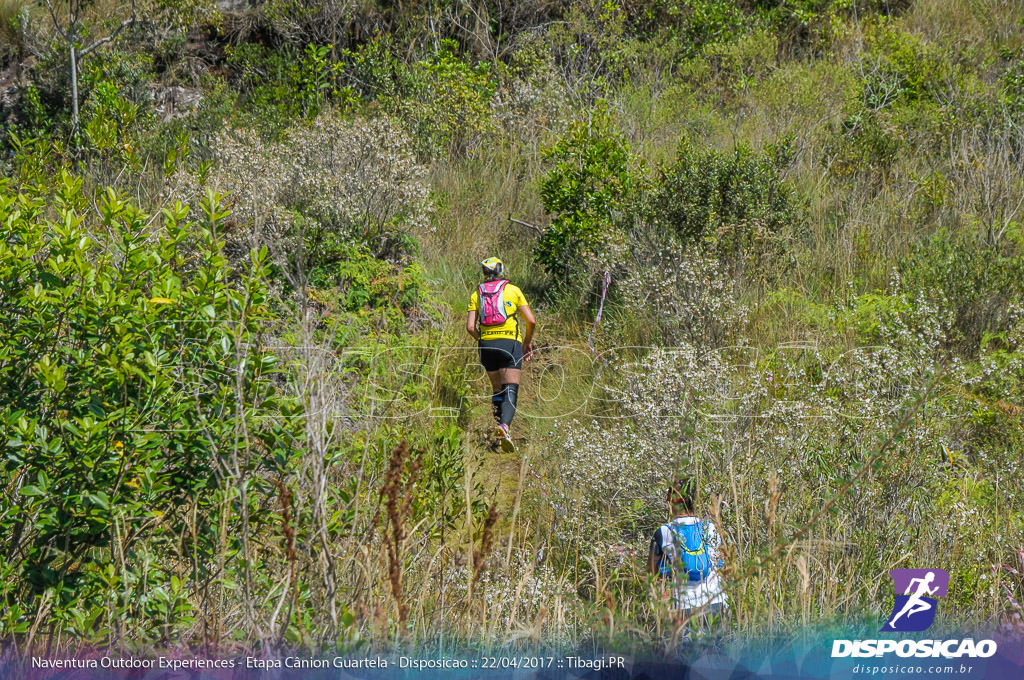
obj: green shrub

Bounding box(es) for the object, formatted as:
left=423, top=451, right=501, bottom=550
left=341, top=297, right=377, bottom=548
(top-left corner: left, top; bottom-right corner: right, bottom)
left=80, top=80, right=145, bottom=166
left=1000, top=48, right=1024, bottom=115
left=225, top=42, right=356, bottom=130
left=858, top=21, right=942, bottom=110
left=20, top=83, right=50, bottom=132
left=641, top=137, right=795, bottom=276
left=700, top=29, right=778, bottom=95
left=757, top=0, right=844, bottom=57
left=0, top=0, right=28, bottom=59
left=0, top=179, right=290, bottom=638
left=335, top=248, right=424, bottom=311
left=534, top=113, right=634, bottom=295
left=399, top=42, right=497, bottom=158
left=831, top=21, right=952, bottom=176
left=307, top=243, right=434, bottom=334
left=341, top=39, right=496, bottom=158
left=631, top=0, right=747, bottom=57
left=339, top=35, right=404, bottom=101
left=81, top=49, right=155, bottom=111
left=22, top=44, right=156, bottom=146
left=225, top=41, right=298, bottom=127
left=546, top=0, right=629, bottom=104
left=901, top=230, right=1024, bottom=354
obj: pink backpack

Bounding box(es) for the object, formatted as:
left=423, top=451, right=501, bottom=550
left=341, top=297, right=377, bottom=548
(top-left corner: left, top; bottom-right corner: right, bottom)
left=478, top=280, right=510, bottom=326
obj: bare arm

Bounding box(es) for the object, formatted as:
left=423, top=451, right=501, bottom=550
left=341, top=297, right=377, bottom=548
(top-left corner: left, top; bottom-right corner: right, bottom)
left=519, top=304, right=536, bottom=358
left=466, top=311, right=480, bottom=340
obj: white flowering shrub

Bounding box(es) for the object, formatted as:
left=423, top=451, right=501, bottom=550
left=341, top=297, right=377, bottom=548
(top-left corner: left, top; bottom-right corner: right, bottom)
left=537, top=282, right=1024, bottom=625
left=618, top=242, right=747, bottom=347
left=491, top=37, right=574, bottom=141
left=201, top=114, right=432, bottom=266
left=442, top=551, right=575, bottom=642
left=550, top=420, right=679, bottom=549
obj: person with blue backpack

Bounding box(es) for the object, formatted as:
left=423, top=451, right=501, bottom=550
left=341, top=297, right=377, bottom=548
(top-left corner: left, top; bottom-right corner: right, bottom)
left=648, top=476, right=728, bottom=624
left=466, top=257, right=536, bottom=452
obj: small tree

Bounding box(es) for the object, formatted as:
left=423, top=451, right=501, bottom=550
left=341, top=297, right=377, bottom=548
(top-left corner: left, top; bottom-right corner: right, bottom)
left=43, top=0, right=136, bottom=154
left=535, top=114, right=633, bottom=295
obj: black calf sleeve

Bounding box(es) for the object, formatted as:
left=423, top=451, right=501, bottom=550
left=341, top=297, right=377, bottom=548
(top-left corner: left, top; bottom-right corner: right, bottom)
left=500, top=383, right=519, bottom=426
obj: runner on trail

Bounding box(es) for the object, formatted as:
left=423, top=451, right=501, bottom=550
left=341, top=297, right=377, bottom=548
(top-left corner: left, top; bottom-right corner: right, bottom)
left=648, top=477, right=727, bottom=625
left=466, top=257, right=536, bottom=452
left=887, top=572, right=939, bottom=629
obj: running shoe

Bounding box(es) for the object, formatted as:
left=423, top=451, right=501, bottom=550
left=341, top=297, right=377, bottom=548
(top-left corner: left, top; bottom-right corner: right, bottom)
left=494, top=423, right=515, bottom=452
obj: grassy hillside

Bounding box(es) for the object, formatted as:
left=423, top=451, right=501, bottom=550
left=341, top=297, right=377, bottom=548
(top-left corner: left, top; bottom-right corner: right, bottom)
left=1, top=0, right=1024, bottom=654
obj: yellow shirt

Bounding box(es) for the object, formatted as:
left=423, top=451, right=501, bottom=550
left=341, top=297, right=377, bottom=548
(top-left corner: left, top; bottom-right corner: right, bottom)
left=468, top=281, right=530, bottom=342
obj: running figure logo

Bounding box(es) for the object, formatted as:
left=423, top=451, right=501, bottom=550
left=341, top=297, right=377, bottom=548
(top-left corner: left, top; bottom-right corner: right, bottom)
left=881, top=569, right=950, bottom=632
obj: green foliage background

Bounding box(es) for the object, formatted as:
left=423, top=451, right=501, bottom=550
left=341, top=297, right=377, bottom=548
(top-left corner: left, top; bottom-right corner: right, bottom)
left=1, top=0, right=1024, bottom=655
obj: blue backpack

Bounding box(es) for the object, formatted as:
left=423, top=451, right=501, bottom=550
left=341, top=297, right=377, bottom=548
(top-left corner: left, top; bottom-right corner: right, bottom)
left=659, top=520, right=714, bottom=582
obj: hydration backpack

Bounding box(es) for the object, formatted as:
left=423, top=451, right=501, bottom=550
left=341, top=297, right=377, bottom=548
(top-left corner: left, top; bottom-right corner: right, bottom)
left=660, top=520, right=714, bottom=582
left=478, top=280, right=510, bottom=326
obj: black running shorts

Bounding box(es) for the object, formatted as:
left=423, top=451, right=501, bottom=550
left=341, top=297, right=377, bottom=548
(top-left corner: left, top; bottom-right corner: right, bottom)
left=478, top=338, right=524, bottom=371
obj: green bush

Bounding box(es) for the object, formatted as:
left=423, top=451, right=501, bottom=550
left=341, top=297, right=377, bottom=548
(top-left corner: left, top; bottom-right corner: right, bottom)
left=699, top=29, right=777, bottom=95
left=399, top=42, right=496, bottom=158
left=901, top=230, right=1024, bottom=354
left=534, top=114, right=634, bottom=295
left=0, top=0, right=28, bottom=61
left=20, top=40, right=154, bottom=147
left=757, top=0, right=844, bottom=57
left=307, top=243, right=435, bottom=334
left=641, top=137, right=795, bottom=275
left=80, top=80, right=145, bottom=166
left=631, top=0, right=747, bottom=57
left=19, top=84, right=50, bottom=133
left=226, top=41, right=299, bottom=128
left=0, top=177, right=289, bottom=639
left=858, top=21, right=942, bottom=110
left=545, top=0, right=629, bottom=104
left=226, top=42, right=355, bottom=130
left=341, top=39, right=495, bottom=158
left=1000, top=48, right=1024, bottom=115
left=831, top=20, right=952, bottom=176
left=339, top=35, right=404, bottom=101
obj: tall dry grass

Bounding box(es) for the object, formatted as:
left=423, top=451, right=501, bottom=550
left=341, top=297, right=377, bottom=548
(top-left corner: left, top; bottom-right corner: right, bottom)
left=0, top=0, right=28, bottom=55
